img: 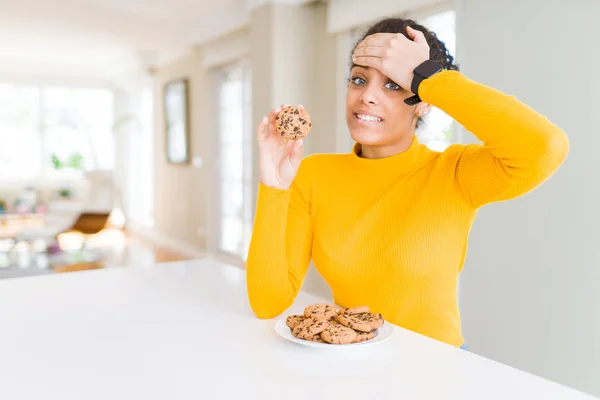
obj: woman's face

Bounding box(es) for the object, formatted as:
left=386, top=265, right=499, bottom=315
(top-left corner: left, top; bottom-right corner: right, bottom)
left=345, top=65, right=418, bottom=149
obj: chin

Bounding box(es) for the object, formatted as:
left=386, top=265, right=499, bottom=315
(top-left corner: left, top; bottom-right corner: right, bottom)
left=349, top=127, right=388, bottom=146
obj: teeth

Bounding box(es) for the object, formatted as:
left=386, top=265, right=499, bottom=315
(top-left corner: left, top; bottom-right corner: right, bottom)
left=356, top=113, right=381, bottom=122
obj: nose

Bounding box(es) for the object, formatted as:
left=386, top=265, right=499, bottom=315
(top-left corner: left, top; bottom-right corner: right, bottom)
left=359, top=84, right=379, bottom=106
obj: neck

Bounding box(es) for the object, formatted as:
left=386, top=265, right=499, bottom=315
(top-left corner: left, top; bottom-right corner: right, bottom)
left=358, top=135, right=414, bottom=159
left=349, top=134, right=434, bottom=177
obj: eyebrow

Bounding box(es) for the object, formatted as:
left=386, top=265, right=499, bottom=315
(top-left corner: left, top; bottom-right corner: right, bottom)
left=350, top=66, right=401, bottom=87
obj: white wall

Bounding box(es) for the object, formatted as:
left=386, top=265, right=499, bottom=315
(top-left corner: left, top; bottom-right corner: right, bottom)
left=327, top=0, right=447, bottom=33
left=456, top=0, right=600, bottom=396
left=250, top=2, right=320, bottom=212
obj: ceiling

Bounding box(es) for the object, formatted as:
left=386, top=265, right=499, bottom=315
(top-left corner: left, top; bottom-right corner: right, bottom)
left=0, top=0, right=249, bottom=80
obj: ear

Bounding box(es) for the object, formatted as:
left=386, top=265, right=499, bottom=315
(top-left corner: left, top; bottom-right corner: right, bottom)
left=415, top=103, right=432, bottom=117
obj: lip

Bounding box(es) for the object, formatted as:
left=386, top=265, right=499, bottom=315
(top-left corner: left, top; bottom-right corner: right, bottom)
left=353, top=110, right=384, bottom=125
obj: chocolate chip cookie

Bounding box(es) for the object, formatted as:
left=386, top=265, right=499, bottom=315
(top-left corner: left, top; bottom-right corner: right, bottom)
left=336, top=311, right=384, bottom=333
left=292, top=316, right=330, bottom=340
left=320, top=325, right=357, bottom=344
left=351, top=330, right=375, bottom=343
left=303, top=304, right=337, bottom=320
left=286, top=315, right=305, bottom=330
left=304, top=334, right=325, bottom=343
left=342, top=306, right=370, bottom=315
left=353, top=312, right=384, bottom=330
left=275, top=106, right=311, bottom=140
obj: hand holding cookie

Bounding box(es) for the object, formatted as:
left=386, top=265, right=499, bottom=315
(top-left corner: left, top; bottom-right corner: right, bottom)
left=256, top=105, right=311, bottom=190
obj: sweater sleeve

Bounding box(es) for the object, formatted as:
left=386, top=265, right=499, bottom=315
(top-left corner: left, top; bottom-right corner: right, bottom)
left=245, top=156, right=314, bottom=319
left=420, top=71, right=569, bottom=208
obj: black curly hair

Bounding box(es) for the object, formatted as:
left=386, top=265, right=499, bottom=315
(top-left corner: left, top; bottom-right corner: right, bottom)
left=350, top=17, right=459, bottom=129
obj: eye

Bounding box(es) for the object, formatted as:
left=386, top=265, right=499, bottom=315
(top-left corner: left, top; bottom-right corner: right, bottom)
left=350, top=76, right=366, bottom=86
left=385, top=81, right=401, bottom=91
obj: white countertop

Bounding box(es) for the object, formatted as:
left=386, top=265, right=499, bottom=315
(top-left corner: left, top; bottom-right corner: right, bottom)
left=0, top=259, right=595, bottom=400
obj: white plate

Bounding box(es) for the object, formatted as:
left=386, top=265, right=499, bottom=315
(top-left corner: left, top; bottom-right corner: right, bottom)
left=274, top=317, right=394, bottom=348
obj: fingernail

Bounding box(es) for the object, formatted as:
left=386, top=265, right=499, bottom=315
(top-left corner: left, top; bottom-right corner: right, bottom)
left=262, top=116, right=267, bottom=122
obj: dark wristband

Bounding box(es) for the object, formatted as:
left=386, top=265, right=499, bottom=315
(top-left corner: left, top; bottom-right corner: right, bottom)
left=404, top=60, right=443, bottom=105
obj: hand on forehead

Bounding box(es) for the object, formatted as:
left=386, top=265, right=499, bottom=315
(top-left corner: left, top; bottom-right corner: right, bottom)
left=350, top=27, right=430, bottom=95
left=357, top=32, right=410, bottom=48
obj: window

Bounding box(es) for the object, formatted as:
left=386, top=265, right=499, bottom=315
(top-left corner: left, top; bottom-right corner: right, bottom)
left=215, top=61, right=253, bottom=258
left=136, top=88, right=155, bottom=226
left=119, top=88, right=154, bottom=227
left=0, top=83, right=114, bottom=181
left=0, top=85, right=42, bottom=180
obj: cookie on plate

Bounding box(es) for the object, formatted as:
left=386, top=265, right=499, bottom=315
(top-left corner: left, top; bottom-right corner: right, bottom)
left=320, top=325, right=357, bottom=344
left=353, top=312, right=384, bottom=330
left=342, top=306, right=370, bottom=315
left=304, top=304, right=337, bottom=320
left=292, top=316, right=330, bottom=340
left=286, top=315, right=305, bottom=330
left=275, top=106, right=311, bottom=140
left=336, top=311, right=384, bottom=333
left=304, top=334, right=325, bottom=343
left=351, top=330, right=375, bottom=343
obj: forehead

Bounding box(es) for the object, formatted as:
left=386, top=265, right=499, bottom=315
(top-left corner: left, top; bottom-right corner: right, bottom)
left=351, top=65, right=389, bottom=79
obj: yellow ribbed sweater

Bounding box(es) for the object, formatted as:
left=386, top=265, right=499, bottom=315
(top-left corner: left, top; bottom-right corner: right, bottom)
left=245, top=70, right=569, bottom=347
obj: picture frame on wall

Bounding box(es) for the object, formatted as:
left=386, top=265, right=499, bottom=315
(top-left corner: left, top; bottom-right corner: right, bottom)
left=164, top=78, right=190, bottom=164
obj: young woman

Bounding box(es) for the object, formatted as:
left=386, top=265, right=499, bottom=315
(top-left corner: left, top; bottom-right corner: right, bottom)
left=245, top=18, right=569, bottom=348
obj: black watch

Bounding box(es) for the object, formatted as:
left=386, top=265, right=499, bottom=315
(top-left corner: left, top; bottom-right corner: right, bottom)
left=404, top=60, right=443, bottom=105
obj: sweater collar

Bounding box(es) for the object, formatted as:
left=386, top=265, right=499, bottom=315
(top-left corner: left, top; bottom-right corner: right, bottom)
left=349, top=135, right=433, bottom=176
